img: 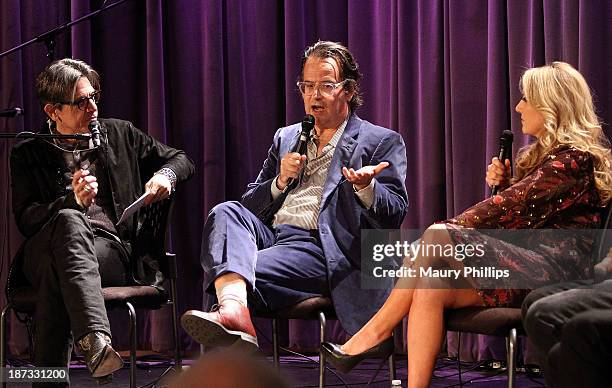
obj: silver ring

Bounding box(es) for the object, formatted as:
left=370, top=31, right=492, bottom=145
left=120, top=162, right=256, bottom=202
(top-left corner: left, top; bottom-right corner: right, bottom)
left=84, top=186, right=91, bottom=193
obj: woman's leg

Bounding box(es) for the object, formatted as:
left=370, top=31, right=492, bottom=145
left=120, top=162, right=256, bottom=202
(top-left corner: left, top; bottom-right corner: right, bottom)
left=406, top=288, right=483, bottom=388
left=340, top=287, right=416, bottom=354
left=340, top=224, right=458, bottom=355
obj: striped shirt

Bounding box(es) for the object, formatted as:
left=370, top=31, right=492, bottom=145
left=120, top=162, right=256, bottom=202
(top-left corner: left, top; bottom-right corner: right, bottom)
left=270, top=118, right=375, bottom=230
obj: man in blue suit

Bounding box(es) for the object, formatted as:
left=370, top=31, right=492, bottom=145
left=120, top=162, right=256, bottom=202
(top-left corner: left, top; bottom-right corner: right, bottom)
left=182, top=41, right=408, bottom=349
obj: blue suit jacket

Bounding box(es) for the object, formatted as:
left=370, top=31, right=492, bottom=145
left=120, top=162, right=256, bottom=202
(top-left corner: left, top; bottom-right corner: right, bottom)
left=241, top=114, right=408, bottom=334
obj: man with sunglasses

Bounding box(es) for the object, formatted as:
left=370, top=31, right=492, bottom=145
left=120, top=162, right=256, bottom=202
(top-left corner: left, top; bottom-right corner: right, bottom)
left=182, top=41, right=408, bottom=350
left=10, top=58, right=194, bottom=385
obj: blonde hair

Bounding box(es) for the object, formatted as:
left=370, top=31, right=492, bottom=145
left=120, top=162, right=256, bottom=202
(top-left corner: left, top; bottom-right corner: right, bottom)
left=514, top=61, right=612, bottom=204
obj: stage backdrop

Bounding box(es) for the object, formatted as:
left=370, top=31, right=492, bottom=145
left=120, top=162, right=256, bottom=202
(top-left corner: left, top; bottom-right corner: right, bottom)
left=1, top=0, right=610, bottom=361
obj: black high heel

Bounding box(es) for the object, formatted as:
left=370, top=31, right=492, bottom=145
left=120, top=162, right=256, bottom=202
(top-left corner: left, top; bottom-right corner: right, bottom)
left=321, top=336, right=394, bottom=373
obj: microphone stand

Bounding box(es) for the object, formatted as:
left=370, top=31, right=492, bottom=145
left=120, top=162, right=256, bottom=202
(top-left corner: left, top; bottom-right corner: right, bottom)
left=0, top=0, right=132, bottom=61
left=0, top=0, right=130, bottom=141
left=0, top=132, right=91, bottom=140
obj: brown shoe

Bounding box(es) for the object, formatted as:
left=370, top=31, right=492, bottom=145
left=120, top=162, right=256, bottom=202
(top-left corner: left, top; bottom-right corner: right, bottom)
left=77, top=331, right=124, bottom=378
left=181, top=303, right=258, bottom=351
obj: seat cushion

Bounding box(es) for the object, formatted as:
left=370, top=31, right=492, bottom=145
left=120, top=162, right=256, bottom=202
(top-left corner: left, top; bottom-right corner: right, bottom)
left=254, top=296, right=336, bottom=320
left=102, top=286, right=168, bottom=309
left=445, top=307, right=523, bottom=336
left=8, top=285, right=168, bottom=319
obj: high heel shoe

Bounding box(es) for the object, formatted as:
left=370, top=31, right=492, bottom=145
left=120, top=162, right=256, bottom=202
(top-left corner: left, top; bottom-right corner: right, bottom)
left=321, top=336, right=394, bottom=373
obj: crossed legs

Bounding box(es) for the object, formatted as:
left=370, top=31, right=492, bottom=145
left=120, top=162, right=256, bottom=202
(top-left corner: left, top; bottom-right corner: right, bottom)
left=339, top=224, right=484, bottom=388
left=184, top=201, right=328, bottom=349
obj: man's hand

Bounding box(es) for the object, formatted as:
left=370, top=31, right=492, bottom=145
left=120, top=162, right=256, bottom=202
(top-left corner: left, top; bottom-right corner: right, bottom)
left=277, top=152, right=307, bottom=191
left=342, top=162, right=390, bottom=191
left=594, top=248, right=612, bottom=281
left=144, top=173, right=172, bottom=205
left=73, top=169, right=98, bottom=208
left=486, top=157, right=511, bottom=189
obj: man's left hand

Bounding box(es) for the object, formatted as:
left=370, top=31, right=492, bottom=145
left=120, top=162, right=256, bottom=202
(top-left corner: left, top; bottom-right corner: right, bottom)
left=342, top=162, right=390, bottom=191
left=144, top=174, right=172, bottom=205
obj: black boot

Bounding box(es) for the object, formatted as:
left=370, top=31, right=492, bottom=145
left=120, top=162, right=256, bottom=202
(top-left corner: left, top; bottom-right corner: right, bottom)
left=77, top=331, right=124, bottom=378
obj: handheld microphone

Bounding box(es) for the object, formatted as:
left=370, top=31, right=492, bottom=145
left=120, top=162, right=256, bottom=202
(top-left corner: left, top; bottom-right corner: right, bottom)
left=0, top=107, right=24, bottom=118
left=293, top=114, right=315, bottom=154
left=491, top=130, right=514, bottom=196
left=88, top=120, right=101, bottom=147
left=285, top=114, right=315, bottom=191
left=257, top=114, right=316, bottom=223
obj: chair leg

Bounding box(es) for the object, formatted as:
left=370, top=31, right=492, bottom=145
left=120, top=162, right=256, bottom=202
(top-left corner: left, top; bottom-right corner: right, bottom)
left=318, top=311, right=327, bottom=388
left=456, top=332, right=463, bottom=387
left=506, top=328, right=517, bottom=388
left=388, top=351, right=396, bottom=381
left=272, top=318, right=280, bottom=370
left=25, top=318, right=34, bottom=362
left=1, top=304, right=11, bottom=388
left=169, top=278, right=182, bottom=368
left=127, top=302, right=137, bottom=388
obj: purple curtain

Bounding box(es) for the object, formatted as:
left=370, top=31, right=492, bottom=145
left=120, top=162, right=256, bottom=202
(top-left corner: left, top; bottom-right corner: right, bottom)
left=1, top=0, right=610, bottom=360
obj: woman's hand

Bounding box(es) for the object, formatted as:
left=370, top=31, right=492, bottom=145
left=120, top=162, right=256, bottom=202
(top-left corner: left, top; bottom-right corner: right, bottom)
left=486, top=157, right=511, bottom=189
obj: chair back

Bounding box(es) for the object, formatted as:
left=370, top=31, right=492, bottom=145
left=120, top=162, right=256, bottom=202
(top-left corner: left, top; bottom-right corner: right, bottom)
left=4, top=247, right=35, bottom=314
left=130, top=198, right=173, bottom=287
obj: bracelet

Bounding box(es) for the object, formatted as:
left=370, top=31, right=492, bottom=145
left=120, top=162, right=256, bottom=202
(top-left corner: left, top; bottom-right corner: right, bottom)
left=154, top=167, right=177, bottom=191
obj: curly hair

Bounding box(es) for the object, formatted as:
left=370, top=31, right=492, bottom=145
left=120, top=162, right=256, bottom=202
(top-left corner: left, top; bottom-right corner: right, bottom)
left=513, top=62, right=612, bottom=204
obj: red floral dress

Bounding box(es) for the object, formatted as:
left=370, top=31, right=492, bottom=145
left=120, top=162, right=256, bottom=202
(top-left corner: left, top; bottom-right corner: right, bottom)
left=445, top=145, right=602, bottom=307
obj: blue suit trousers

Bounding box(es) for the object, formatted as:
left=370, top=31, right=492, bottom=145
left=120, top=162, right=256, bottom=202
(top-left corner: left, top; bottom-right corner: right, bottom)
left=201, top=201, right=329, bottom=312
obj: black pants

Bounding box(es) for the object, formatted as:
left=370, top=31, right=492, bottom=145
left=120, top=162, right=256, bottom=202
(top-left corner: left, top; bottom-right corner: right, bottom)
left=22, top=209, right=129, bottom=386
left=522, top=279, right=612, bottom=388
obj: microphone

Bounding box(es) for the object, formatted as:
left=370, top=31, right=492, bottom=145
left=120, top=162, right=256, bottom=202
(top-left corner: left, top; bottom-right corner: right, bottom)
left=285, top=114, right=315, bottom=191
left=0, top=107, right=24, bottom=117
left=491, top=130, right=514, bottom=196
left=257, top=114, right=316, bottom=222
left=293, top=114, right=315, bottom=154
left=88, top=120, right=101, bottom=147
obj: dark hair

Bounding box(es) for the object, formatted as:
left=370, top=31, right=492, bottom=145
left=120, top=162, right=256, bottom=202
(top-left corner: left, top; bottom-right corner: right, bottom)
left=300, top=41, right=363, bottom=111
left=36, top=58, right=100, bottom=107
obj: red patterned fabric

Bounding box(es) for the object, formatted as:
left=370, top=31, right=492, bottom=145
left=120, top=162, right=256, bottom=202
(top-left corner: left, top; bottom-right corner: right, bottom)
left=445, top=145, right=602, bottom=307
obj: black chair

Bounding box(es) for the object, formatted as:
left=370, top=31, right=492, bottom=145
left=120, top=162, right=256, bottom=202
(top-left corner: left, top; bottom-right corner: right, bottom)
left=444, top=203, right=612, bottom=388
left=445, top=307, right=522, bottom=387
left=0, top=198, right=181, bottom=388
left=253, top=296, right=396, bottom=388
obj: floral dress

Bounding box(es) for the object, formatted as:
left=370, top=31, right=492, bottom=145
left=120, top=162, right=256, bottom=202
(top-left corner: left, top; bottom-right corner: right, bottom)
left=445, top=145, right=602, bottom=307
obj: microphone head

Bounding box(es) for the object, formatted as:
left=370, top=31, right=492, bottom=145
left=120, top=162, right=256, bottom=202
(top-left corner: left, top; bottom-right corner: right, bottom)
left=0, top=107, right=24, bottom=117
left=88, top=120, right=101, bottom=146
left=301, top=114, right=315, bottom=134
left=500, top=130, right=514, bottom=146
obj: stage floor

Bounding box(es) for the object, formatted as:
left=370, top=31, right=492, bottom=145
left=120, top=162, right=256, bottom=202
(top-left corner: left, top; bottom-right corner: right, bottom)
left=5, top=354, right=545, bottom=387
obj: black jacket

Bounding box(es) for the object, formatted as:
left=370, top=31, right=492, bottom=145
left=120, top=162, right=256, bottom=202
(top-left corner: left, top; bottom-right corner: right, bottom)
left=10, top=118, right=195, bottom=285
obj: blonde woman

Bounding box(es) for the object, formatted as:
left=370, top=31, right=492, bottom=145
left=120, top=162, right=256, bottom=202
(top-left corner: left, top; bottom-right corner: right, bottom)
left=323, top=62, right=612, bottom=388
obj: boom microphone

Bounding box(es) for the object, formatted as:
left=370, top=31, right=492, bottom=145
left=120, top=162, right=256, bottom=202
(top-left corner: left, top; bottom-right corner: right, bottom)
left=0, top=107, right=24, bottom=117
